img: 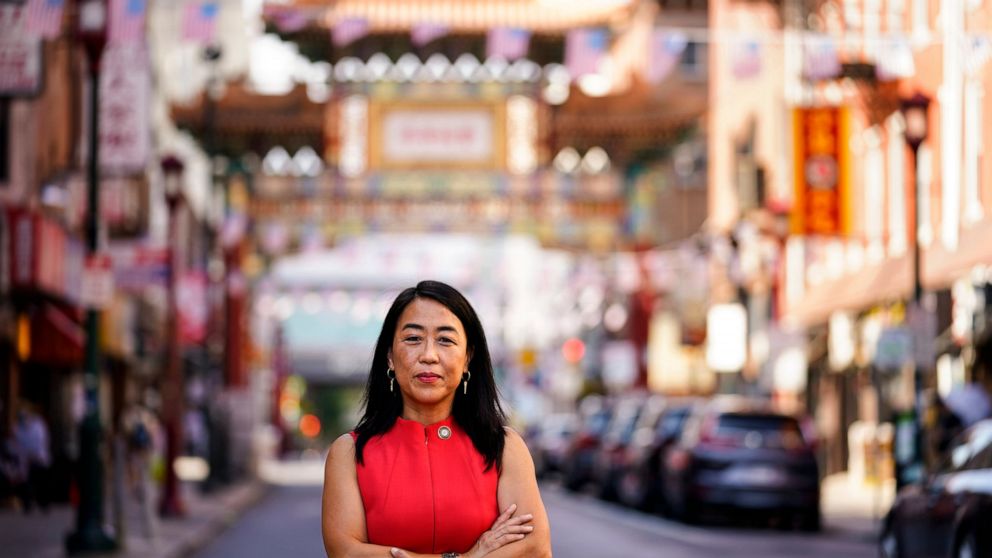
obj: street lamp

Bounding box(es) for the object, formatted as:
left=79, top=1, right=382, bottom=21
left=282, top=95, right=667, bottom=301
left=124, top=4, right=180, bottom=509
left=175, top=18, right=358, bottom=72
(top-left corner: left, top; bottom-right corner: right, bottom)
left=66, top=0, right=116, bottom=553
left=159, top=155, right=186, bottom=517
left=898, top=91, right=931, bottom=490
left=902, top=92, right=930, bottom=305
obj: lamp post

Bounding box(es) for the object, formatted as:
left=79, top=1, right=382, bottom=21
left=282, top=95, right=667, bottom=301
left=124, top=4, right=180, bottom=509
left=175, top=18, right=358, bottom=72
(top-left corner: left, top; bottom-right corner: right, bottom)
left=902, top=93, right=930, bottom=305
left=66, top=0, right=116, bottom=553
left=159, top=155, right=186, bottom=517
left=898, top=92, right=931, bottom=489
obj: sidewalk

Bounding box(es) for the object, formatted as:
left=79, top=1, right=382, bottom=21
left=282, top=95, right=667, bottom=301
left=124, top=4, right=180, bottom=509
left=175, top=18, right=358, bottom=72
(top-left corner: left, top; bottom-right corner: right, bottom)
left=0, top=480, right=267, bottom=558
left=819, top=471, right=895, bottom=544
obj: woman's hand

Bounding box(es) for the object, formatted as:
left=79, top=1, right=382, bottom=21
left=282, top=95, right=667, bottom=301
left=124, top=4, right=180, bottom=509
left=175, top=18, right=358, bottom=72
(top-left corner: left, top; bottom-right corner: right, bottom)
left=464, top=503, right=534, bottom=558
left=385, top=504, right=533, bottom=558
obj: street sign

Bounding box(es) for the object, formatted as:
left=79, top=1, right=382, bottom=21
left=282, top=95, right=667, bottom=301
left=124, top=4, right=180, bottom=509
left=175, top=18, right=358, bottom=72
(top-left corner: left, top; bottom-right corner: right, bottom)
left=874, top=327, right=912, bottom=370
left=81, top=254, right=114, bottom=309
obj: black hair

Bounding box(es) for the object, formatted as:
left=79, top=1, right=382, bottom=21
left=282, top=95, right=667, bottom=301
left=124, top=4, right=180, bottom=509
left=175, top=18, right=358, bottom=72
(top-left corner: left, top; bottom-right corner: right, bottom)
left=353, top=280, right=507, bottom=471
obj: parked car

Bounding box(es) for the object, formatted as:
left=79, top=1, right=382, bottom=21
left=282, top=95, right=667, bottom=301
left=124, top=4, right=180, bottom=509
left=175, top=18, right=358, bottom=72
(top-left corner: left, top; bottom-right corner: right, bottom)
left=530, top=413, right=580, bottom=478
left=616, top=398, right=697, bottom=513
left=591, top=393, right=646, bottom=500
left=662, top=397, right=820, bottom=530
left=880, top=419, right=992, bottom=558
left=562, top=395, right=614, bottom=491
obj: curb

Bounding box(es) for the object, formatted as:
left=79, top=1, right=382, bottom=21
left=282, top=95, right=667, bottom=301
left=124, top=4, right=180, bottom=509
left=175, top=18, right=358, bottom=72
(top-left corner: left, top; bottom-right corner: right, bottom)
left=162, top=483, right=269, bottom=558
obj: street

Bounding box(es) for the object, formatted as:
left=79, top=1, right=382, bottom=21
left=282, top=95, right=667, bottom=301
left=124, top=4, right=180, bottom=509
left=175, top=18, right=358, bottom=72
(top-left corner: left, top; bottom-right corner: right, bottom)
left=193, top=466, right=874, bottom=558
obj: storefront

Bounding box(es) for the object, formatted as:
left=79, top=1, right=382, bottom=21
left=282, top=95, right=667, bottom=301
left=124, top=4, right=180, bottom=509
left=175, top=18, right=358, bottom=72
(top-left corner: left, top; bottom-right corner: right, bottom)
left=0, top=207, right=86, bottom=501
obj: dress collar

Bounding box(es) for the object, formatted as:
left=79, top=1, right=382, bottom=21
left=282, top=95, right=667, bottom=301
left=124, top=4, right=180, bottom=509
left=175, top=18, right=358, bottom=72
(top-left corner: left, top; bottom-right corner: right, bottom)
left=393, top=415, right=457, bottom=440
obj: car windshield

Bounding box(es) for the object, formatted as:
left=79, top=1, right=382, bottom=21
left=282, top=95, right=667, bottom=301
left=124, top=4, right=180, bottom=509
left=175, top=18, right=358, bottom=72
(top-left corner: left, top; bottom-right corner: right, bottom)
left=656, top=408, right=690, bottom=438
left=714, top=413, right=806, bottom=450
left=586, top=410, right=612, bottom=436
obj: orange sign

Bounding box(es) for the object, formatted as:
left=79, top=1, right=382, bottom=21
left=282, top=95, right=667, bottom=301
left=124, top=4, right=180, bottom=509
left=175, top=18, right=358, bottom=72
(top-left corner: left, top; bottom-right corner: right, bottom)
left=792, top=107, right=851, bottom=236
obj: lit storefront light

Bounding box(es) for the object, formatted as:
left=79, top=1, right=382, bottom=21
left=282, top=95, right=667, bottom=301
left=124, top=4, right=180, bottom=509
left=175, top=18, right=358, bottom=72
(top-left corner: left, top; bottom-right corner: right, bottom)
left=506, top=96, right=538, bottom=175
left=339, top=95, right=368, bottom=177
left=553, top=147, right=581, bottom=174
left=302, top=292, right=324, bottom=314
left=577, top=72, right=612, bottom=97
left=581, top=147, right=611, bottom=174
left=274, top=295, right=295, bottom=321
left=706, top=303, right=747, bottom=373
left=603, top=303, right=628, bottom=332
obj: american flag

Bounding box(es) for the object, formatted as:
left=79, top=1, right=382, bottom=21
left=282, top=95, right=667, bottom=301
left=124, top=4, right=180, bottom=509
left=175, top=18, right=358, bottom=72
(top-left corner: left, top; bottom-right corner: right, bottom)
left=182, top=1, right=218, bottom=44
left=646, top=30, right=687, bottom=84
left=803, top=35, right=840, bottom=81
left=486, top=27, right=530, bottom=61
left=331, top=17, right=369, bottom=47
left=565, top=28, right=607, bottom=78
left=271, top=9, right=310, bottom=34
left=109, top=0, right=145, bottom=45
left=411, top=22, right=449, bottom=47
left=26, top=0, right=64, bottom=39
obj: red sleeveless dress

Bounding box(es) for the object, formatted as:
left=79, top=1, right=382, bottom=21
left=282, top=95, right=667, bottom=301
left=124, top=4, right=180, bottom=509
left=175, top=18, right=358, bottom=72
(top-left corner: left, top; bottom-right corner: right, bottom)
left=352, top=417, right=499, bottom=554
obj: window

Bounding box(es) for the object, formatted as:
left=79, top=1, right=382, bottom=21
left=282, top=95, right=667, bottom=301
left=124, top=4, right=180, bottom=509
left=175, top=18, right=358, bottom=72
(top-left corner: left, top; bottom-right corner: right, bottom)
left=0, top=98, right=9, bottom=183
left=680, top=41, right=706, bottom=78
left=886, top=0, right=905, bottom=33
left=886, top=114, right=907, bottom=255
left=964, top=81, right=984, bottom=224
left=912, top=0, right=930, bottom=40
left=864, top=0, right=881, bottom=60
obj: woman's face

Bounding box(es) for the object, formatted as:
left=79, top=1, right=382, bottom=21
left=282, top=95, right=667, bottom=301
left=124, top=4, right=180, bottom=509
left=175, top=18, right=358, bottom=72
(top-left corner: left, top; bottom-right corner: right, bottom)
left=388, top=297, right=471, bottom=411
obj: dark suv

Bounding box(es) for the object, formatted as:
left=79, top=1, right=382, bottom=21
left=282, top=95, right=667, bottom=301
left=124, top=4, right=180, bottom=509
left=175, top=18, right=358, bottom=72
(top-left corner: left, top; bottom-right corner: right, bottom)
left=661, top=397, right=820, bottom=530
left=880, top=419, right=992, bottom=558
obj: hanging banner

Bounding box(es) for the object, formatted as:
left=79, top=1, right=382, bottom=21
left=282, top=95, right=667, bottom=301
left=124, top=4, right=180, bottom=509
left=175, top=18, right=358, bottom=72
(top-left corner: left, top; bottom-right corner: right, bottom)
left=486, top=27, right=530, bottom=61
left=791, top=106, right=852, bottom=236
left=99, top=44, right=151, bottom=172
left=731, top=38, right=762, bottom=80
left=178, top=271, right=207, bottom=344
left=565, top=28, right=607, bottom=78
left=803, top=34, right=841, bottom=81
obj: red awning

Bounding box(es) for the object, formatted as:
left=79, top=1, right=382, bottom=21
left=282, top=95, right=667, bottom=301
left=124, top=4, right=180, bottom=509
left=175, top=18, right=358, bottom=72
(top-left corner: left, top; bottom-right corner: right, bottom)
left=28, top=303, right=84, bottom=368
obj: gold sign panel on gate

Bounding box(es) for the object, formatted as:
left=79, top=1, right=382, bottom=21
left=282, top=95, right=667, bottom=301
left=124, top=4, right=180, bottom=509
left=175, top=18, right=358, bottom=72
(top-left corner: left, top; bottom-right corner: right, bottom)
left=367, top=100, right=506, bottom=171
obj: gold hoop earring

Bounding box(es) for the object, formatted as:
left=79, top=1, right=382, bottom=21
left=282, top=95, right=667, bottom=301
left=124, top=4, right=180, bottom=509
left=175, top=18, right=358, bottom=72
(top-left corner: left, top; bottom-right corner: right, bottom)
left=387, top=368, right=395, bottom=393
left=463, top=371, right=471, bottom=395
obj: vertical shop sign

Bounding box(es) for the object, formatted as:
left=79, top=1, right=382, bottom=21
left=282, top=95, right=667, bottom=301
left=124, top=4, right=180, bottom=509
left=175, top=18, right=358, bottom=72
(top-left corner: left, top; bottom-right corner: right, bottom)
left=792, top=106, right=851, bottom=236
left=0, top=6, right=43, bottom=96
left=99, top=45, right=151, bottom=172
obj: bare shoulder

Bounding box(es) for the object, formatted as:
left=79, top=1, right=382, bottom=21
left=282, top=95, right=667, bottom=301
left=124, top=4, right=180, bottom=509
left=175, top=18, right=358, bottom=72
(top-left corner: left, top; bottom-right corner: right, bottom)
left=325, top=433, right=356, bottom=470
left=501, top=426, right=532, bottom=462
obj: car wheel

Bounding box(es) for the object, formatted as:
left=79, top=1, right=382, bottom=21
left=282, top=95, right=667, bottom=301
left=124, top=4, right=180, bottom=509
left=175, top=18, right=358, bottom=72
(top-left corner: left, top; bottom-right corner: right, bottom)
left=956, top=530, right=977, bottom=558
left=799, top=508, right=821, bottom=532
left=681, top=498, right=702, bottom=525
left=617, top=469, right=643, bottom=508
left=879, top=525, right=901, bottom=558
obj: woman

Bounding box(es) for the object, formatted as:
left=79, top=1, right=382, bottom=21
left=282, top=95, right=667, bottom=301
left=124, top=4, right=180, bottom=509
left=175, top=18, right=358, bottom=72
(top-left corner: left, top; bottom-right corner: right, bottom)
left=322, top=280, right=552, bottom=558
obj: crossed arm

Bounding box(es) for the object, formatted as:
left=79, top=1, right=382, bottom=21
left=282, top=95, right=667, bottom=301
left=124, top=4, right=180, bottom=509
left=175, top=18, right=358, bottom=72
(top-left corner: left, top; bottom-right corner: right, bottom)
left=321, top=429, right=552, bottom=558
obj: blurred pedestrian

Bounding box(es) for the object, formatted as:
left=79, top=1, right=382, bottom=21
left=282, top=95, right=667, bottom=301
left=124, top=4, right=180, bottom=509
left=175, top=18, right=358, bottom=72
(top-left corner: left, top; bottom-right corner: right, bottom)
left=322, top=280, right=551, bottom=558
left=944, top=381, right=992, bottom=427
left=123, top=403, right=158, bottom=540
left=0, top=433, right=27, bottom=510
left=930, top=395, right=964, bottom=463
left=14, top=402, right=51, bottom=513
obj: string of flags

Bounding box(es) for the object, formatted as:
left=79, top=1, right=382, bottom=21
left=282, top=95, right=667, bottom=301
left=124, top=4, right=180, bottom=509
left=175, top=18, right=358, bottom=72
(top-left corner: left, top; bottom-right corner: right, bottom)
left=10, top=1, right=992, bottom=87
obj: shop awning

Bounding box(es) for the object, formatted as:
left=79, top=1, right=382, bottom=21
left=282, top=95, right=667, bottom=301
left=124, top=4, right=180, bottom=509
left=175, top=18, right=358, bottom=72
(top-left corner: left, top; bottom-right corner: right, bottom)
left=924, top=218, right=992, bottom=289
left=170, top=81, right=324, bottom=153
left=28, top=303, right=84, bottom=368
left=785, top=254, right=914, bottom=327
left=786, top=221, right=992, bottom=328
